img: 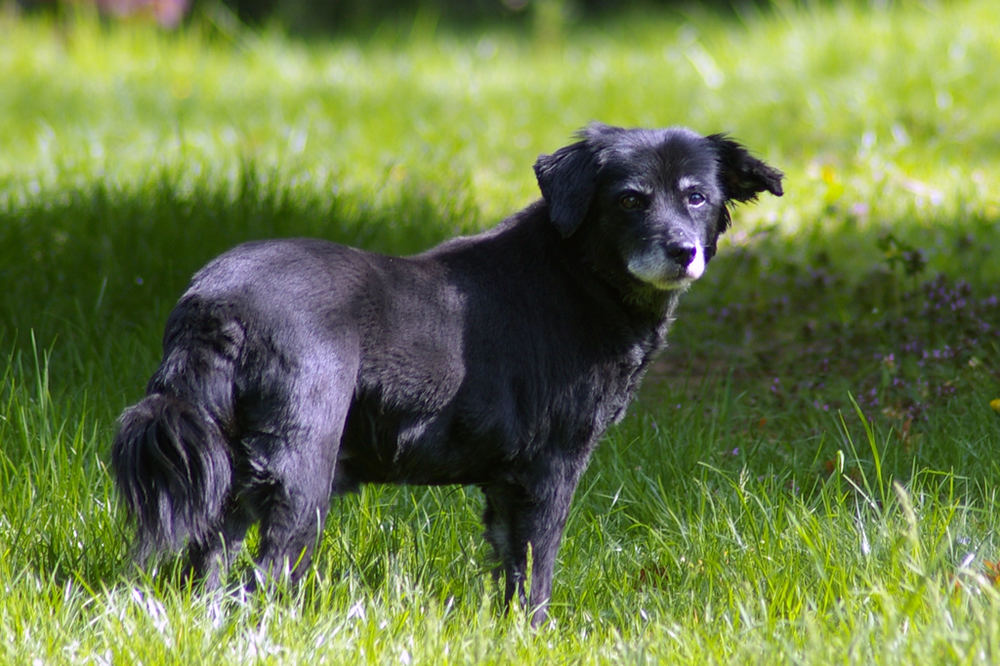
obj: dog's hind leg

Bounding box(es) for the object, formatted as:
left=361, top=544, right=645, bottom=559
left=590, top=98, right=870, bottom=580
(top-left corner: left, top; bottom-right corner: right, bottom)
left=252, top=432, right=342, bottom=586
left=184, top=502, right=254, bottom=590
left=250, top=357, right=358, bottom=587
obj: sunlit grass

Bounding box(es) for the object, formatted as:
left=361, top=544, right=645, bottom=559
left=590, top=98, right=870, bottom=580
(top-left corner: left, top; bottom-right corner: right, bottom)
left=1, top=0, right=999, bottom=662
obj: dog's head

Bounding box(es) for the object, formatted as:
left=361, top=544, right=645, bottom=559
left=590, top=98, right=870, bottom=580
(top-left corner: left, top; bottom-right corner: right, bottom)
left=534, top=123, right=783, bottom=292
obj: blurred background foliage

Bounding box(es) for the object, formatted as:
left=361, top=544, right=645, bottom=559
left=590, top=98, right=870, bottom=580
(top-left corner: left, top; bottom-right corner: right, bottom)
left=16, top=0, right=777, bottom=32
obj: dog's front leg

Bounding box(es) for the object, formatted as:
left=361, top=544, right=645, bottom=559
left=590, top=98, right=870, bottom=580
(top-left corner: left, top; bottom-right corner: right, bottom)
left=482, top=467, right=580, bottom=627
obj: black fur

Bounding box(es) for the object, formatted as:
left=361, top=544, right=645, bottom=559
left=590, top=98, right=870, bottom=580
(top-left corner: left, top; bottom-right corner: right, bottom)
left=111, top=123, right=783, bottom=624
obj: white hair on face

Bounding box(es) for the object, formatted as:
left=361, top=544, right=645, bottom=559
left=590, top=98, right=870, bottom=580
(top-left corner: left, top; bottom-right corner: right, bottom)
left=626, top=242, right=705, bottom=290
left=677, top=176, right=703, bottom=192
left=685, top=248, right=705, bottom=280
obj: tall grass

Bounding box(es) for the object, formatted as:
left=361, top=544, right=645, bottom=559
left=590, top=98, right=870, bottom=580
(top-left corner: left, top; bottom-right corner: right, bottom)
left=1, top=0, right=999, bottom=662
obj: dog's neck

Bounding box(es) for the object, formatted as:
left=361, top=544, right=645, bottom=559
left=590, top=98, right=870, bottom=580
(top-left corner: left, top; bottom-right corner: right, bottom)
left=493, top=201, right=685, bottom=355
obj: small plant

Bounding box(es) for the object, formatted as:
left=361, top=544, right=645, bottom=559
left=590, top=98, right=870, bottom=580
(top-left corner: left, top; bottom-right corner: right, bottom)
left=877, top=231, right=927, bottom=279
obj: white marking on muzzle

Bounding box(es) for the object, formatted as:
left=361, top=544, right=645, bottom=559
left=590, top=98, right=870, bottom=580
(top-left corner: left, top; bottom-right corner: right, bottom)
left=627, top=241, right=706, bottom=290
left=685, top=246, right=705, bottom=281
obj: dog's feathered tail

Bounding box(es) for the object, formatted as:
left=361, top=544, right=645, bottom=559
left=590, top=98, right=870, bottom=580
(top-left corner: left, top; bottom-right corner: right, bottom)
left=112, top=395, right=232, bottom=561
left=111, top=300, right=240, bottom=562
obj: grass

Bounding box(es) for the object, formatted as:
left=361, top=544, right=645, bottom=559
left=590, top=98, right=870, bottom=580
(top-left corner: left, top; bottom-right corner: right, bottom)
left=1, top=0, right=1000, bottom=662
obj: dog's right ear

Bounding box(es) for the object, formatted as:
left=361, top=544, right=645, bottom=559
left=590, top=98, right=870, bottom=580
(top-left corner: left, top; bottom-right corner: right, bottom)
left=534, top=138, right=599, bottom=238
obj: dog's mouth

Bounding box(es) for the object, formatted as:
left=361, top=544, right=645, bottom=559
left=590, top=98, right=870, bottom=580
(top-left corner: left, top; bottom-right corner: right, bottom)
left=626, top=243, right=705, bottom=290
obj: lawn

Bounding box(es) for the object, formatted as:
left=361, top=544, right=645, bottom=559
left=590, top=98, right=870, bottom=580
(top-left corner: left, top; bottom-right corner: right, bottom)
left=1, top=0, right=999, bottom=662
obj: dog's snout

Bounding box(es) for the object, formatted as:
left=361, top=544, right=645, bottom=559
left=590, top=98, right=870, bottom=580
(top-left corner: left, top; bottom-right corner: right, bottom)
left=664, top=241, right=698, bottom=267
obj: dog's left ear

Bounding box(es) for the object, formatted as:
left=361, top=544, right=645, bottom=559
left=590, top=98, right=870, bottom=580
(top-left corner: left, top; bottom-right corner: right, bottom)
left=534, top=136, right=600, bottom=238
left=708, top=134, right=784, bottom=203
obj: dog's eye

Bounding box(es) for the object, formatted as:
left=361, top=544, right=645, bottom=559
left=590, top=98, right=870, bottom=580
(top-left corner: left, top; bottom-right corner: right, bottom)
left=687, top=192, right=706, bottom=207
left=619, top=194, right=646, bottom=211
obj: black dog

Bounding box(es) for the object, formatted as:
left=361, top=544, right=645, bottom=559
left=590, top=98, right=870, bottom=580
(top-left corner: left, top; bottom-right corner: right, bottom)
left=112, top=123, right=782, bottom=624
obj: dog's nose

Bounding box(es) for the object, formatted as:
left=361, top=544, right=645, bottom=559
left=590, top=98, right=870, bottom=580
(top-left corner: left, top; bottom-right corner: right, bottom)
left=664, top=241, right=697, bottom=267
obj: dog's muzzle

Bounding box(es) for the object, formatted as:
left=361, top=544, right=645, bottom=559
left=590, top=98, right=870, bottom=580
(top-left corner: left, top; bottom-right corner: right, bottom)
left=626, top=240, right=705, bottom=290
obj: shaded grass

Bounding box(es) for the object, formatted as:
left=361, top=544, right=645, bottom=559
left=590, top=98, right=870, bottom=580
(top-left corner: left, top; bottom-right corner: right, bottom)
left=1, top=0, right=1000, bottom=663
